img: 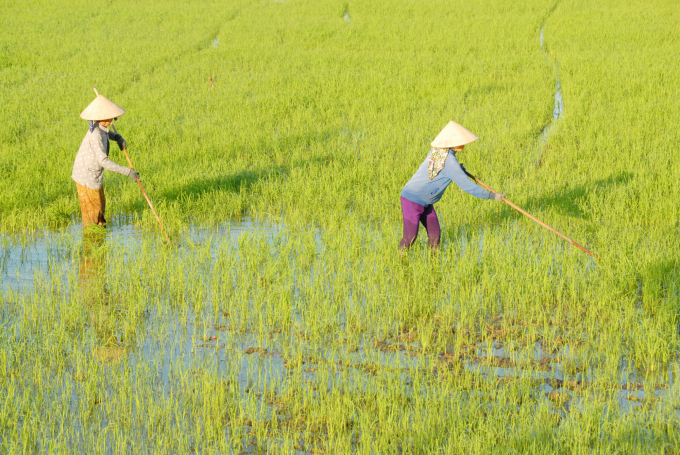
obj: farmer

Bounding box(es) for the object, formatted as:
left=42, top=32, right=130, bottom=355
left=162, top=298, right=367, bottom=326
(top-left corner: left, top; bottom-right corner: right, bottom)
left=72, top=88, right=139, bottom=228
left=399, top=120, right=505, bottom=250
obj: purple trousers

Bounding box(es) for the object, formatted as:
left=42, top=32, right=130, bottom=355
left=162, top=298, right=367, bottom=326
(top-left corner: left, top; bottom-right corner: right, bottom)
left=398, top=196, right=441, bottom=250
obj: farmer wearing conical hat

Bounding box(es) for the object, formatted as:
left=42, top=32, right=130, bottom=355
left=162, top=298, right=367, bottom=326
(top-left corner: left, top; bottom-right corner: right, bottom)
left=72, top=88, right=139, bottom=227
left=399, top=121, right=506, bottom=250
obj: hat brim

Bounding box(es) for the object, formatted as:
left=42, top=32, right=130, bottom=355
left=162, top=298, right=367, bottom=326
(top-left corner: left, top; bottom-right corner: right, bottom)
left=80, top=95, right=126, bottom=121
left=431, top=120, right=479, bottom=148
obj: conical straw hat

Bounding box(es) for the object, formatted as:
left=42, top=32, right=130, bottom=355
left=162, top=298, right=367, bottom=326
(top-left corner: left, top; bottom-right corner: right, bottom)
left=431, top=120, right=479, bottom=148
left=80, top=87, right=125, bottom=121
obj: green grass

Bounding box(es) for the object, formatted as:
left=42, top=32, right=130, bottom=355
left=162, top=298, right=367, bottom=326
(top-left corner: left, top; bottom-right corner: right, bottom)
left=1, top=0, right=680, bottom=452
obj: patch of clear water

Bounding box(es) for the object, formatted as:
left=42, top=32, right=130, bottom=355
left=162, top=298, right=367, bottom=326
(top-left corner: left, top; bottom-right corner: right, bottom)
left=0, top=219, right=281, bottom=292
left=455, top=338, right=678, bottom=415
left=1, top=218, right=292, bottom=384
left=4, top=219, right=677, bottom=426
left=553, top=77, right=563, bottom=119
left=536, top=26, right=564, bottom=165
left=135, top=310, right=286, bottom=395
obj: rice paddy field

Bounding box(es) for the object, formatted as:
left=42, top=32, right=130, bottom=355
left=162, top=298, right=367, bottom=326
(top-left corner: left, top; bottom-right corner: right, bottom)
left=1, top=0, right=680, bottom=452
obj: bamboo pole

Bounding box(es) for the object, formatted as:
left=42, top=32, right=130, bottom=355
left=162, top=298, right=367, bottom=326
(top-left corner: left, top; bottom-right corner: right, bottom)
left=111, top=124, right=172, bottom=245
left=471, top=175, right=600, bottom=261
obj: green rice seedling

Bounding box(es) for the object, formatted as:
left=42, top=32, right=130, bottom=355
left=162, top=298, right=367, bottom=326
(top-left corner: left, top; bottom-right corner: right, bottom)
left=2, top=0, right=680, bottom=452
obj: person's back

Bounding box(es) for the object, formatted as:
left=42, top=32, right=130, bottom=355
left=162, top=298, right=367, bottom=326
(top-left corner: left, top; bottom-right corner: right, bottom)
left=401, top=149, right=491, bottom=207
left=398, top=121, right=505, bottom=250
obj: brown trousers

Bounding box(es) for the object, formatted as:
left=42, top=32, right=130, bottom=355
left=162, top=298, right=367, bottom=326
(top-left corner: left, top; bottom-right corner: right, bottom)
left=76, top=182, right=106, bottom=227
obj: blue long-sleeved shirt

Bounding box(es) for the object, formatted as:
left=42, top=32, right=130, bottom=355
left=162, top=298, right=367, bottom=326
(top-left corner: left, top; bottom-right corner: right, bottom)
left=401, top=149, right=493, bottom=206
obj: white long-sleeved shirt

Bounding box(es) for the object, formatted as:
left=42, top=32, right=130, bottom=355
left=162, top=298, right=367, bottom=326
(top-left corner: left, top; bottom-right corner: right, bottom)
left=72, top=122, right=131, bottom=189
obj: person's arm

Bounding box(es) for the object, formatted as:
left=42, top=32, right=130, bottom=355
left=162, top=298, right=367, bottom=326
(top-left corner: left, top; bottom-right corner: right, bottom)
left=444, top=155, right=494, bottom=200
left=90, top=134, right=133, bottom=176
left=108, top=131, right=127, bottom=151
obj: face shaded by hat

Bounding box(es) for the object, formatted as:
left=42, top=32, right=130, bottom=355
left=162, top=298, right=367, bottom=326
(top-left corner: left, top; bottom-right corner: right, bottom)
left=80, top=87, right=125, bottom=122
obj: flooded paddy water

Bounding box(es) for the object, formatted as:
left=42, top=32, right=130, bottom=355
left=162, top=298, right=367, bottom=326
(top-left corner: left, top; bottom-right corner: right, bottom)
left=0, top=221, right=280, bottom=293
left=2, top=219, right=679, bottom=452
left=536, top=26, right=565, bottom=167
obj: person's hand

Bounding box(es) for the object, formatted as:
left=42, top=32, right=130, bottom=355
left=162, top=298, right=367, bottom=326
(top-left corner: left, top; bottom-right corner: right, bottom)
left=128, top=169, right=140, bottom=182
left=494, top=192, right=506, bottom=202
left=116, top=136, right=127, bottom=151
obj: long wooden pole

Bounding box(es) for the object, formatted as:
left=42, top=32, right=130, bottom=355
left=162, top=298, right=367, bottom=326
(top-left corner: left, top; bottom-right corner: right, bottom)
left=471, top=175, right=600, bottom=261
left=111, top=124, right=172, bottom=245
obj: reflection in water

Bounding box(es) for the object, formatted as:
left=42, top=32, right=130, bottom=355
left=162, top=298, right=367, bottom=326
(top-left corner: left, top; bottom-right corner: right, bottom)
left=0, top=220, right=282, bottom=292
left=2, top=220, right=673, bottom=418
left=79, top=226, right=129, bottom=366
